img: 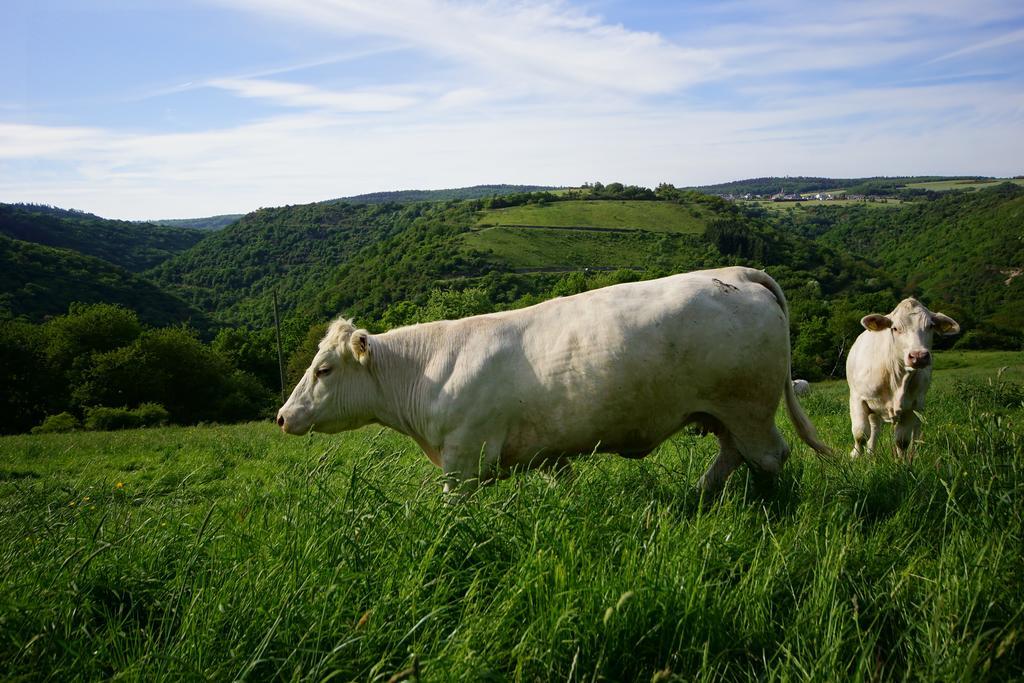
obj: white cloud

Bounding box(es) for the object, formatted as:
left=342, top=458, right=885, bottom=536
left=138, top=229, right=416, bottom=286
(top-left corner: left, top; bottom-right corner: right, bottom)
left=206, top=77, right=419, bottom=112
left=0, top=123, right=107, bottom=159
left=209, top=0, right=719, bottom=95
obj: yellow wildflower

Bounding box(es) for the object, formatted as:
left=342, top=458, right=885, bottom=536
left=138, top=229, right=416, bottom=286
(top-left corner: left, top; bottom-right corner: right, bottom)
left=115, top=482, right=124, bottom=489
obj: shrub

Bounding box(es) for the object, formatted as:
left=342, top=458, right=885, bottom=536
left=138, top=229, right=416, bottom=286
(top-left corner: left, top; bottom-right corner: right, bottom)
left=76, top=327, right=271, bottom=424
left=954, top=328, right=1023, bottom=351
left=84, top=406, right=141, bottom=431
left=83, top=403, right=170, bottom=431
left=134, top=402, right=170, bottom=427
left=31, top=412, right=79, bottom=434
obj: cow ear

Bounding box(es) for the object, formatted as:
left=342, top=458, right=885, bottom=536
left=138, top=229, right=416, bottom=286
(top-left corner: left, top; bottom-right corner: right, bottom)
left=932, top=313, right=960, bottom=336
left=861, top=314, right=892, bottom=331
left=349, top=329, right=371, bottom=366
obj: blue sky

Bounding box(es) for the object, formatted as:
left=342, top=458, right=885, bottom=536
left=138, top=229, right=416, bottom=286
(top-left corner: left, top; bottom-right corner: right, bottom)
left=2, top=0, right=1023, bottom=219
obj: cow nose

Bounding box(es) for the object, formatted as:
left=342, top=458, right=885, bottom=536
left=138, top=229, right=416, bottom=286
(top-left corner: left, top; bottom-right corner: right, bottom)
left=276, top=413, right=285, bottom=429
left=908, top=350, right=931, bottom=368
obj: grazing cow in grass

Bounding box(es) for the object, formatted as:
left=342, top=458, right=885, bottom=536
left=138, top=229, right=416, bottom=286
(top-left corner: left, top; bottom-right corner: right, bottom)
left=792, top=379, right=811, bottom=396
left=846, top=298, right=960, bottom=458
left=277, top=267, right=832, bottom=494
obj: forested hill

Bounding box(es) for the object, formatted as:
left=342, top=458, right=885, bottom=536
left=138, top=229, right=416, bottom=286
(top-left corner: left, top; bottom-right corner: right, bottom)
left=147, top=201, right=421, bottom=327
left=770, top=182, right=1024, bottom=347
left=0, top=203, right=207, bottom=272
left=0, top=234, right=209, bottom=328
left=151, top=214, right=243, bottom=231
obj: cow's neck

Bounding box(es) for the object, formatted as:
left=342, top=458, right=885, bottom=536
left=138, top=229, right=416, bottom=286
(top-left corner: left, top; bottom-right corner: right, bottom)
left=887, top=349, right=927, bottom=415
left=367, top=328, right=448, bottom=451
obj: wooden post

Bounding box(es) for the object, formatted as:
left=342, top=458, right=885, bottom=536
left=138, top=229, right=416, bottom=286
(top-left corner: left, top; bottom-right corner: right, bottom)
left=273, top=289, right=285, bottom=404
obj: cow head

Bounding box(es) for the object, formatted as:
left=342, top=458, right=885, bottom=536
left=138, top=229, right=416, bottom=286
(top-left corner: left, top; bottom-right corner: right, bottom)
left=276, top=318, right=373, bottom=435
left=860, top=298, right=960, bottom=370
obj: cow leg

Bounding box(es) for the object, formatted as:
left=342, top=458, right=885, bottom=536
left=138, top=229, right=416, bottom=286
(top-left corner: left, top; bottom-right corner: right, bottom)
left=440, top=436, right=503, bottom=496
left=894, top=413, right=920, bottom=461
left=728, top=418, right=790, bottom=487
left=850, top=397, right=871, bottom=457
left=866, top=412, right=882, bottom=454
left=697, top=431, right=743, bottom=494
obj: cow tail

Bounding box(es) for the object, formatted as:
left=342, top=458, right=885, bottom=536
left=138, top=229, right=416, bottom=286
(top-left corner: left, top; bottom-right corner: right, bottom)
left=745, top=269, right=835, bottom=460
left=783, top=374, right=835, bottom=460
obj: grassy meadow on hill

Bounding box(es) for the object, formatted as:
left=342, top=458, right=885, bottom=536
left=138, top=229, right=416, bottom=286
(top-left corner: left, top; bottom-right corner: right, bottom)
left=745, top=198, right=904, bottom=213
left=2, top=351, right=1022, bottom=680
left=478, top=200, right=709, bottom=233
left=463, top=200, right=712, bottom=271
left=904, top=178, right=1024, bottom=192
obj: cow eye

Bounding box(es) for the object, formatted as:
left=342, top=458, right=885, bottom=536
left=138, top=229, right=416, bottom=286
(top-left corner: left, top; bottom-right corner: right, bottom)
left=892, top=326, right=901, bottom=334
left=315, top=365, right=332, bottom=378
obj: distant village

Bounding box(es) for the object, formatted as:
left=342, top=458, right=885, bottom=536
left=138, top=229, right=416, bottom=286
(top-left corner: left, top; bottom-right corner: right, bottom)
left=718, top=188, right=893, bottom=203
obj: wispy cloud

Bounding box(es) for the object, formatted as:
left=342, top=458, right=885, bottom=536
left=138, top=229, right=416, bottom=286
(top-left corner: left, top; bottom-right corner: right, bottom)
left=135, top=44, right=409, bottom=101
left=206, top=78, right=419, bottom=112
left=210, top=0, right=719, bottom=95
left=928, top=27, right=1024, bottom=63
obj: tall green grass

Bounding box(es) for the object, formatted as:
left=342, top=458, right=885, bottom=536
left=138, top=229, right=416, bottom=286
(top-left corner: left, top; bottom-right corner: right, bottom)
left=1, top=354, right=1022, bottom=680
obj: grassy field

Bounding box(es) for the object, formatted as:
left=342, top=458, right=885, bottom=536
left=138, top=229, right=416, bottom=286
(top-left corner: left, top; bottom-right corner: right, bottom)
left=904, top=178, right=1024, bottom=192
left=742, top=199, right=902, bottom=213
left=461, top=227, right=704, bottom=271
left=478, top=200, right=708, bottom=234
left=2, top=352, right=1022, bottom=680
left=465, top=200, right=708, bottom=271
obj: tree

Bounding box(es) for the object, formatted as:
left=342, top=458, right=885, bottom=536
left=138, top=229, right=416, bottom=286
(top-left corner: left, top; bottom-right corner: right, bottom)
left=75, top=326, right=273, bottom=424
left=45, top=303, right=142, bottom=370
left=0, top=321, right=62, bottom=433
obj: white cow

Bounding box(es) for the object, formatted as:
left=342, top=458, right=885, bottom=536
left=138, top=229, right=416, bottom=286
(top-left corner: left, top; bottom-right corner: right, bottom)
left=792, top=379, right=811, bottom=396
left=846, top=298, right=960, bottom=458
left=277, top=266, right=832, bottom=494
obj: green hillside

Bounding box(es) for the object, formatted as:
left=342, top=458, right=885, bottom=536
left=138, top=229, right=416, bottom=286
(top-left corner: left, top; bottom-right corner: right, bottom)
left=463, top=199, right=711, bottom=271
left=147, top=202, right=420, bottom=327
left=478, top=199, right=707, bottom=232
left=770, top=182, right=1024, bottom=346
left=152, top=214, right=243, bottom=230
left=693, top=176, right=991, bottom=196
left=0, top=203, right=207, bottom=272
left=0, top=234, right=209, bottom=329
left=463, top=227, right=707, bottom=271
left=904, top=178, right=1024, bottom=192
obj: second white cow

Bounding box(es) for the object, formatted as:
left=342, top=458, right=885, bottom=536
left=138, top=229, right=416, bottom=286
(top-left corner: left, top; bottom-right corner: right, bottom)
left=846, top=298, right=960, bottom=458
left=277, top=267, right=832, bottom=494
